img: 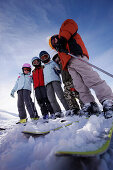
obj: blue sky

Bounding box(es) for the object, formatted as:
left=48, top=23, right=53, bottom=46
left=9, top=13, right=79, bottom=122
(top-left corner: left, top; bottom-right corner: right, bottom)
left=0, top=0, right=113, bottom=113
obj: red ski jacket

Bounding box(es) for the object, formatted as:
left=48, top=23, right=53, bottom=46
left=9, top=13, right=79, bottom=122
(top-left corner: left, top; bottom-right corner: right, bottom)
left=32, top=67, right=45, bottom=89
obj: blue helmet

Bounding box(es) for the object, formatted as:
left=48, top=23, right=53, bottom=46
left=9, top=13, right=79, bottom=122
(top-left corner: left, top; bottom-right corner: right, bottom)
left=31, top=56, right=40, bottom=64
left=31, top=56, right=41, bottom=67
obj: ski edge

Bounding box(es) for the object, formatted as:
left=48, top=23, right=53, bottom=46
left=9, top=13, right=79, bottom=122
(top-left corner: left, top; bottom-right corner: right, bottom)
left=22, top=120, right=79, bottom=137
left=0, top=128, right=6, bottom=130
left=22, top=130, right=50, bottom=136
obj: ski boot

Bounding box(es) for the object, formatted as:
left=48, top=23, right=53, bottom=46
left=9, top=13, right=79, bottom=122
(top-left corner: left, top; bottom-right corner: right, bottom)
left=79, top=102, right=100, bottom=117
left=71, top=108, right=80, bottom=116
left=55, top=111, right=64, bottom=118
left=102, top=100, right=113, bottom=119
left=65, top=109, right=78, bottom=116
left=31, top=116, right=40, bottom=121
left=16, top=118, right=27, bottom=124
left=43, top=114, right=49, bottom=120
left=49, top=114, right=56, bottom=119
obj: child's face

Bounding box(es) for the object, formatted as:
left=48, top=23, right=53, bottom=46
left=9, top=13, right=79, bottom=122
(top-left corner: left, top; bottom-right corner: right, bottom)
left=32, top=59, right=40, bottom=66
left=41, top=55, right=49, bottom=61
left=23, top=68, right=31, bottom=74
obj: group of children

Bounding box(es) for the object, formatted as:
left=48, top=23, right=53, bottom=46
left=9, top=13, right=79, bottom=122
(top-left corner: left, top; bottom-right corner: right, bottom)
left=11, top=19, right=113, bottom=123
left=11, top=51, right=80, bottom=123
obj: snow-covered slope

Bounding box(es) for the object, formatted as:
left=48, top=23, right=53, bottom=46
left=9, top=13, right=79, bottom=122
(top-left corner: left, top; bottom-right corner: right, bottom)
left=0, top=110, right=113, bottom=170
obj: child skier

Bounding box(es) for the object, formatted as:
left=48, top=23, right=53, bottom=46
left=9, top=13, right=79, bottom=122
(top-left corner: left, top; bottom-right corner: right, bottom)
left=39, top=51, right=71, bottom=118
left=10, top=63, right=39, bottom=124
left=49, top=19, right=113, bottom=119
left=31, top=56, right=55, bottom=119
left=52, top=53, right=84, bottom=115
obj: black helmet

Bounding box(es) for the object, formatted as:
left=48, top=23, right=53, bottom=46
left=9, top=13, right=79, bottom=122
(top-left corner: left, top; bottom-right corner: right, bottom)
left=39, top=51, right=50, bottom=63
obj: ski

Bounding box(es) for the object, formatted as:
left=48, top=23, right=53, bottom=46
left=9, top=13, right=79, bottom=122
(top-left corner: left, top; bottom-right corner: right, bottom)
left=22, top=120, right=79, bottom=137
left=55, top=125, right=113, bottom=157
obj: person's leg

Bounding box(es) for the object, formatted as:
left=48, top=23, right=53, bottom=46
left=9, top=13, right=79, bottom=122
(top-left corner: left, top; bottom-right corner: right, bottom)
left=35, top=87, right=48, bottom=117
left=73, top=91, right=84, bottom=108
left=68, top=58, right=96, bottom=104
left=68, top=57, right=100, bottom=116
left=64, top=81, right=80, bottom=111
left=17, top=90, right=27, bottom=119
left=68, top=56, right=113, bottom=104
left=23, top=89, right=37, bottom=118
left=52, top=81, right=70, bottom=111
left=40, top=86, right=54, bottom=115
left=46, top=82, right=61, bottom=113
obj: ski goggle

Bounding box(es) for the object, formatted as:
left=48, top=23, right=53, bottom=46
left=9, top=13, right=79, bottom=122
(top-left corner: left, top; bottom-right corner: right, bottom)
left=32, top=59, right=41, bottom=66
left=40, top=54, right=49, bottom=61
left=23, top=67, right=31, bottom=72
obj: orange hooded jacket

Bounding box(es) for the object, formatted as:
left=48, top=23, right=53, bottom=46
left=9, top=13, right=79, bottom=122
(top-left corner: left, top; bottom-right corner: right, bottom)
left=58, top=19, right=89, bottom=70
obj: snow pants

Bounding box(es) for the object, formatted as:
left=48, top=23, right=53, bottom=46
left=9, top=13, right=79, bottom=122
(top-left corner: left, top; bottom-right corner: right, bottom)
left=17, top=89, right=38, bottom=119
left=35, top=86, right=54, bottom=116
left=68, top=56, right=113, bottom=104
left=64, top=80, right=84, bottom=110
left=46, top=81, right=69, bottom=113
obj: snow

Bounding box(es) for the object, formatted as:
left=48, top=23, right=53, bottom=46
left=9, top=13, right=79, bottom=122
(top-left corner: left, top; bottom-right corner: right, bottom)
left=0, top=110, right=113, bottom=170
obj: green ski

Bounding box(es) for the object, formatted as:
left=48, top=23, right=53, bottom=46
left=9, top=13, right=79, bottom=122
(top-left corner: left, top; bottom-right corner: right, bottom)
left=22, top=120, right=79, bottom=137
left=55, top=125, right=113, bottom=157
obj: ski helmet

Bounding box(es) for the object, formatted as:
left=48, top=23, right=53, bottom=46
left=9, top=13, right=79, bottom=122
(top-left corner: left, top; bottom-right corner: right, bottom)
left=39, top=51, right=50, bottom=63
left=31, top=56, right=41, bottom=67
left=49, top=34, right=59, bottom=50
left=31, top=56, right=40, bottom=63
left=22, top=63, right=31, bottom=72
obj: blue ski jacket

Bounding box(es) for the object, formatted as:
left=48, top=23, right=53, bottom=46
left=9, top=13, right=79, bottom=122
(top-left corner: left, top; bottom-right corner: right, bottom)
left=43, top=60, right=61, bottom=85
left=11, top=72, right=33, bottom=93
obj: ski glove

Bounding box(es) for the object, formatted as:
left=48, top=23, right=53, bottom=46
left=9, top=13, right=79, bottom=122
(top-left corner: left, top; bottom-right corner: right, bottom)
left=10, top=90, right=15, bottom=98
left=55, top=36, right=68, bottom=54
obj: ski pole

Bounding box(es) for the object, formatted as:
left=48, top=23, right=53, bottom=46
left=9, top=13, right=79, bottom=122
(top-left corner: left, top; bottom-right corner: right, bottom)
left=32, top=83, right=37, bottom=117
left=33, top=85, right=36, bottom=107
left=67, top=52, right=113, bottom=79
